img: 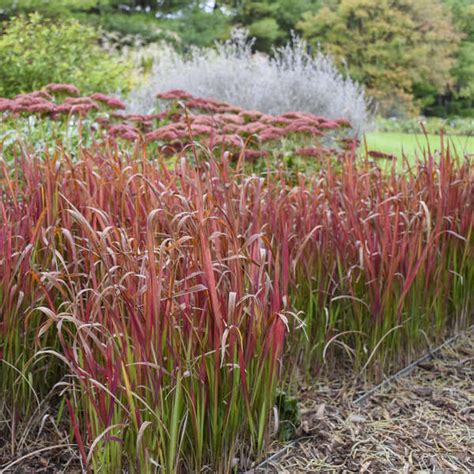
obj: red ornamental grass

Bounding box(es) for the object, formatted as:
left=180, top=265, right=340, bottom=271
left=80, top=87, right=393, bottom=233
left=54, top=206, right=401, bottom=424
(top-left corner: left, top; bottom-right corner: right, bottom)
left=159, top=143, right=184, bottom=155
left=0, top=137, right=472, bottom=471
left=1, top=145, right=289, bottom=472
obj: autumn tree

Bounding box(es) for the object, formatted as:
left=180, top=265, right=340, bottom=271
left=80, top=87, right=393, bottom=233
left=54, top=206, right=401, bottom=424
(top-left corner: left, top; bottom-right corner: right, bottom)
left=298, top=0, right=461, bottom=115
left=439, top=0, right=474, bottom=115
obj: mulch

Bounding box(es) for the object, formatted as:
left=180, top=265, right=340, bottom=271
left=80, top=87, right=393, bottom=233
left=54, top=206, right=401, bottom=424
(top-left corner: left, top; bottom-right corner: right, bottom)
left=256, top=329, right=474, bottom=472
left=0, top=396, right=81, bottom=473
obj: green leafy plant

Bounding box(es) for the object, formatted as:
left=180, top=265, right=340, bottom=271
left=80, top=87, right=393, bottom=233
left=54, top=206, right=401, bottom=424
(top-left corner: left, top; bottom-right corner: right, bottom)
left=0, top=13, right=132, bottom=97
left=275, top=390, right=300, bottom=441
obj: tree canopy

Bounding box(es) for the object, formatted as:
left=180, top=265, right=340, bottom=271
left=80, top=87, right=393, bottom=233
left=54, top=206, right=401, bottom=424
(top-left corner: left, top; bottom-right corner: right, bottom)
left=297, top=0, right=461, bottom=115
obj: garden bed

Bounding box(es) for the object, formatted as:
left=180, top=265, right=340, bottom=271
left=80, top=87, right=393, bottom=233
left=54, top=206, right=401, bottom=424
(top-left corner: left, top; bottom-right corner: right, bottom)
left=1, top=86, right=472, bottom=472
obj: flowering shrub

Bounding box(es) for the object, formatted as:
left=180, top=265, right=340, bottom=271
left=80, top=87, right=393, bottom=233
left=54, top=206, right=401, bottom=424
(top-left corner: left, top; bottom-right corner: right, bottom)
left=127, top=30, right=370, bottom=133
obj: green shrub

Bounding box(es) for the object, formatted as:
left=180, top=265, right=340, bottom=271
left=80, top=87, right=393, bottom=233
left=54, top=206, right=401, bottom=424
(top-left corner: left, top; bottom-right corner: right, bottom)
left=0, top=13, right=132, bottom=97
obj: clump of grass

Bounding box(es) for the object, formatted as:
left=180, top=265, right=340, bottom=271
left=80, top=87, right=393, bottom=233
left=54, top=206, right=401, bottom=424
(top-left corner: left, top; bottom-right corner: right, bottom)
left=1, top=133, right=472, bottom=470
left=282, top=149, right=473, bottom=379
left=1, top=146, right=291, bottom=471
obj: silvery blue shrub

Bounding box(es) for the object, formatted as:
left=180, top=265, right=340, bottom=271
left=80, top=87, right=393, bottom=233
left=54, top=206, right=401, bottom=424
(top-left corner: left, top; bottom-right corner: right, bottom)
left=127, top=30, right=370, bottom=133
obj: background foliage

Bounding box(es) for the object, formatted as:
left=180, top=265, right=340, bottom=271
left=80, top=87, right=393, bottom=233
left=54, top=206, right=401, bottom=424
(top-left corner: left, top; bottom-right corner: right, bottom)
left=127, top=31, right=369, bottom=132
left=0, top=13, right=131, bottom=97
left=0, top=0, right=472, bottom=116
left=298, top=0, right=461, bottom=116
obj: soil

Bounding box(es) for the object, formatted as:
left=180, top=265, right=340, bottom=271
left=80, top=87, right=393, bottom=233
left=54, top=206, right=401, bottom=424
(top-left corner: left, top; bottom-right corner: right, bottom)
left=0, top=397, right=81, bottom=473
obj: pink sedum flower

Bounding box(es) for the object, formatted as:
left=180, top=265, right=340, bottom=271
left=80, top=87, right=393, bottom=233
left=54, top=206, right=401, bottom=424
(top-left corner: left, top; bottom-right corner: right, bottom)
left=46, top=83, right=81, bottom=96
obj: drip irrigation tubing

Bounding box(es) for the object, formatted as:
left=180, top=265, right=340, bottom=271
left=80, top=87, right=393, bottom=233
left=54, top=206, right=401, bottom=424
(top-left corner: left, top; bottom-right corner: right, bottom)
left=250, top=324, right=473, bottom=472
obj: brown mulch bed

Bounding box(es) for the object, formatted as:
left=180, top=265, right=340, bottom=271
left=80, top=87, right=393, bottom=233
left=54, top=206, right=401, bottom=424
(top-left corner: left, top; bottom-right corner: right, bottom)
left=0, top=395, right=81, bottom=473
left=257, top=330, right=474, bottom=472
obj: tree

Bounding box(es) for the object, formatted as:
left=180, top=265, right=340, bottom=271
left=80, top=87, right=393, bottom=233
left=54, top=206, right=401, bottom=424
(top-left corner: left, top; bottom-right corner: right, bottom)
left=0, top=0, right=98, bottom=17
left=231, top=0, right=320, bottom=51
left=298, top=0, right=461, bottom=115
left=438, top=0, right=474, bottom=115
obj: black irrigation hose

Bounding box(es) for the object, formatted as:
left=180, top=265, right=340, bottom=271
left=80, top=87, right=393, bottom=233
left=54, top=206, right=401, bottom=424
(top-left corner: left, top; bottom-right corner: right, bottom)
left=354, top=324, right=473, bottom=405
left=251, top=325, right=474, bottom=472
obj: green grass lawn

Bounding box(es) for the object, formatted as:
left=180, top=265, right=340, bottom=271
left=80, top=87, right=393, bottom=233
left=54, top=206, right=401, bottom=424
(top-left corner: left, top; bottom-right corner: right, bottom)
left=364, top=132, right=474, bottom=161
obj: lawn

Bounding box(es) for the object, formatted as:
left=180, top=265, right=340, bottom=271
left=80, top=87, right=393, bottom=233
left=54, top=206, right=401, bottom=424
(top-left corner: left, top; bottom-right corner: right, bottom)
left=365, top=131, right=474, bottom=159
